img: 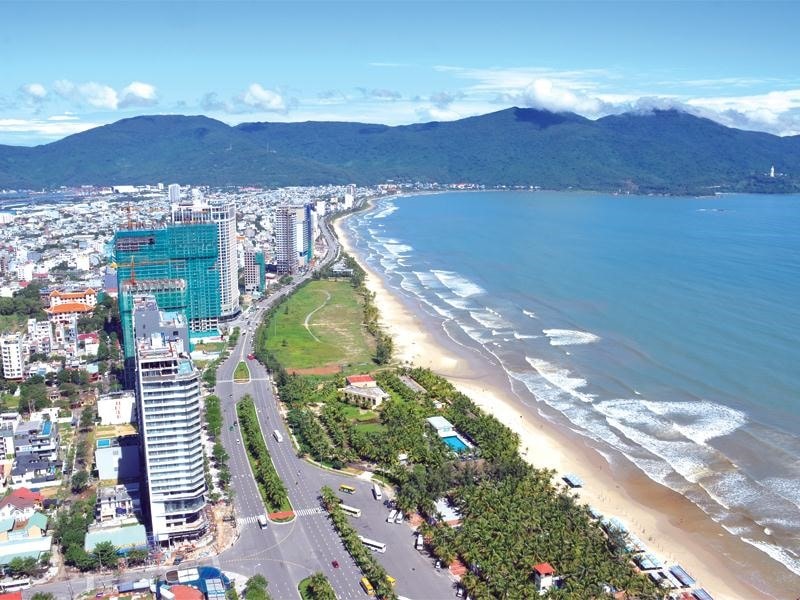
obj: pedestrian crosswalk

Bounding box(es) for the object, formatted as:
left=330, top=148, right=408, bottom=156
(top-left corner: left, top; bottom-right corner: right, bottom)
left=236, top=506, right=323, bottom=527
left=294, top=506, right=324, bottom=517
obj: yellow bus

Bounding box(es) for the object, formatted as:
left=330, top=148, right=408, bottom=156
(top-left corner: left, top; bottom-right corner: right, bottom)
left=339, top=484, right=356, bottom=494
left=360, top=577, right=375, bottom=596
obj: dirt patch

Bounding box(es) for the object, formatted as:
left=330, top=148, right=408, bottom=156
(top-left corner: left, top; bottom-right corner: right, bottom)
left=291, top=364, right=342, bottom=375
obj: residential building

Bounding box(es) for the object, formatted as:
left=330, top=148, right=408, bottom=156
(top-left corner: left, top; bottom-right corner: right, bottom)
left=426, top=416, right=455, bottom=437
left=13, top=421, right=59, bottom=461
left=0, top=335, right=24, bottom=380
left=95, top=484, right=139, bottom=523
left=95, top=435, right=140, bottom=482
left=171, top=196, right=239, bottom=320
left=97, top=391, right=137, bottom=425
left=10, top=454, right=61, bottom=488
left=168, top=183, right=181, bottom=203
left=134, top=296, right=207, bottom=544
left=0, top=488, right=43, bottom=521
left=341, top=375, right=390, bottom=409
left=0, top=511, right=47, bottom=542
left=533, top=563, right=557, bottom=595
left=0, top=425, right=15, bottom=458
left=243, top=249, right=266, bottom=293
left=274, top=205, right=298, bottom=274
left=26, top=319, right=53, bottom=354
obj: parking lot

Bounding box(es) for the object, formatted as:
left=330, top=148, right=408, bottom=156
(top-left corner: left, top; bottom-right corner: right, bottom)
left=329, top=479, right=458, bottom=599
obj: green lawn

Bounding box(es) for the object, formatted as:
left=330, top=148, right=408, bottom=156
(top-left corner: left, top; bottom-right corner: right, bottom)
left=353, top=422, right=386, bottom=434
left=233, top=361, right=250, bottom=382
left=340, top=404, right=379, bottom=422
left=193, top=341, right=226, bottom=353
left=263, top=280, right=376, bottom=371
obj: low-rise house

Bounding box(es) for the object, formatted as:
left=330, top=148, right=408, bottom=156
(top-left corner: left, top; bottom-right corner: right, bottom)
left=13, top=420, right=59, bottom=462
left=10, top=454, right=61, bottom=488
left=96, top=484, right=139, bottom=523
left=533, top=563, right=557, bottom=595
left=341, top=374, right=390, bottom=409
left=426, top=416, right=455, bottom=437
left=95, top=435, right=140, bottom=482
left=0, top=488, right=43, bottom=521
left=0, top=511, right=48, bottom=542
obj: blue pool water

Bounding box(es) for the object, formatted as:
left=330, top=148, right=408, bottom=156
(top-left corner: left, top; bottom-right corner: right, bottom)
left=442, top=435, right=469, bottom=452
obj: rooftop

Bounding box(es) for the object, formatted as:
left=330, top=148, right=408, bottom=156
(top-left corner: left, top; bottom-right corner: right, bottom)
left=44, top=301, right=94, bottom=315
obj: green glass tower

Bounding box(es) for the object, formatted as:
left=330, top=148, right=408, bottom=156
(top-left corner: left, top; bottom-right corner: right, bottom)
left=113, top=224, right=221, bottom=362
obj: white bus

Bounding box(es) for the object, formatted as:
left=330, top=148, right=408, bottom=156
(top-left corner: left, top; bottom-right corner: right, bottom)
left=0, top=577, right=31, bottom=592
left=258, top=514, right=268, bottom=529
left=339, top=504, right=362, bottom=518
left=273, top=429, right=283, bottom=442
left=372, top=482, right=382, bottom=500
left=359, top=535, right=387, bottom=553
left=386, top=509, right=398, bottom=523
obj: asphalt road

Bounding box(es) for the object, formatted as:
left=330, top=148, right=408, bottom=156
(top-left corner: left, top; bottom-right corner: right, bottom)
left=26, top=209, right=456, bottom=600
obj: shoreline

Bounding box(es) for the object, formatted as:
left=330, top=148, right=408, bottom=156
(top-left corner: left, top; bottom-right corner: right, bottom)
left=333, top=195, right=796, bottom=600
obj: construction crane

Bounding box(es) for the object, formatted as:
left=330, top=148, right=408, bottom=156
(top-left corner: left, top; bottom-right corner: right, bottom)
left=110, top=256, right=185, bottom=285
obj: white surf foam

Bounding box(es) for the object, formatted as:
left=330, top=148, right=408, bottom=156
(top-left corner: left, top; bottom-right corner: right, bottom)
left=372, top=204, right=398, bottom=219
left=434, top=293, right=473, bottom=311
left=413, top=271, right=441, bottom=288
left=741, top=538, right=800, bottom=578
left=523, top=309, right=538, bottom=319
left=469, top=309, right=510, bottom=330
left=525, top=357, right=596, bottom=404
left=641, top=400, right=747, bottom=445
left=431, top=269, right=485, bottom=298
left=543, top=328, right=600, bottom=346
left=513, top=332, right=539, bottom=340
left=382, top=242, right=413, bottom=257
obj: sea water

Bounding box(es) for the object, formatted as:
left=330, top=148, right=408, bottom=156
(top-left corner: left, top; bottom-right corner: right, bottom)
left=344, top=191, right=800, bottom=581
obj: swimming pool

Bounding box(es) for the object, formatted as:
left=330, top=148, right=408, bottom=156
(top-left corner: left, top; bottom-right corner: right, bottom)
left=442, top=435, right=469, bottom=452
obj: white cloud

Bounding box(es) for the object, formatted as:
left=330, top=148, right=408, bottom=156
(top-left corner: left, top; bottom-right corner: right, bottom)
left=20, top=83, right=47, bottom=99
left=54, top=80, right=119, bottom=110
left=119, top=81, right=158, bottom=107
left=518, top=78, right=611, bottom=116
left=0, top=117, right=99, bottom=137
left=241, top=84, right=286, bottom=112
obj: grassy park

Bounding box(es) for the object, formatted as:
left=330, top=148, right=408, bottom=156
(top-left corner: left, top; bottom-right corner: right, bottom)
left=263, top=280, right=376, bottom=373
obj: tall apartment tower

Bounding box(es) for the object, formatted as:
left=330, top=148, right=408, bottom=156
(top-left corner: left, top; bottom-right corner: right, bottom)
left=168, top=184, right=181, bottom=203
left=274, top=205, right=298, bottom=274
left=171, top=195, right=239, bottom=320
left=134, top=296, right=207, bottom=544
left=113, top=224, right=220, bottom=363
left=0, top=334, right=24, bottom=380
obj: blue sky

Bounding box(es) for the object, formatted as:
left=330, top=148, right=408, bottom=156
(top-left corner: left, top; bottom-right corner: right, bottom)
left=2, top=1, right=800, bottom=145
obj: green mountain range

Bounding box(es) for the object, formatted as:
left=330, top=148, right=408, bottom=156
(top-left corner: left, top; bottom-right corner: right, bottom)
left=1, top=108, right=798, bottom=193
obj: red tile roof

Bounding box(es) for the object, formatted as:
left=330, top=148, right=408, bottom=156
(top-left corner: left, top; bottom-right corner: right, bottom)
left=0, top=487, right=43, bottom=510
left=0, top=591, right=23, bottom=600
left=346, top=374, right=375, bottom=384
left=45, top=302, right=94, bottom=315
left=170, top=585, right=204, bottom=600
left=533, top=562, right=555, bottom=575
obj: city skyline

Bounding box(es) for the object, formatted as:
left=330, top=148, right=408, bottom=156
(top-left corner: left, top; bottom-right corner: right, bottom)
left=2, top=1, right=800, bottom=145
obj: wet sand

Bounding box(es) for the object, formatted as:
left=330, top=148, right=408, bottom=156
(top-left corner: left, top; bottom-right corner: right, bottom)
left=334, top=200, right=800, bottom=600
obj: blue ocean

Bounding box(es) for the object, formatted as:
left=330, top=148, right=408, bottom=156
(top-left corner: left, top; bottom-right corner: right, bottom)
left=344, top=191, right=800, bottom=580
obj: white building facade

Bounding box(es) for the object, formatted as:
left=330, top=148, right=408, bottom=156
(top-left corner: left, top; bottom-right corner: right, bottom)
left=134, top=297, right=207, bottom=544
left=274, top=205, right=298, bottom=274
left=0, top=334, right=24, bottom=380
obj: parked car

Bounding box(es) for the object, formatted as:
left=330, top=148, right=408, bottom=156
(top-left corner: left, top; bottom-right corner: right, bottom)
left=331, top=560, right=339, bottom=569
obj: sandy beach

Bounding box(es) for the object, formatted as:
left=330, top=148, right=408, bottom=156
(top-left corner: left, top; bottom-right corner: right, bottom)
left=334, top=201, right=797, bottom=600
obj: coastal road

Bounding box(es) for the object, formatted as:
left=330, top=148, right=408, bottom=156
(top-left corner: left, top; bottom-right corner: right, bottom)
left=27, top=208, right=454, bottom=599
